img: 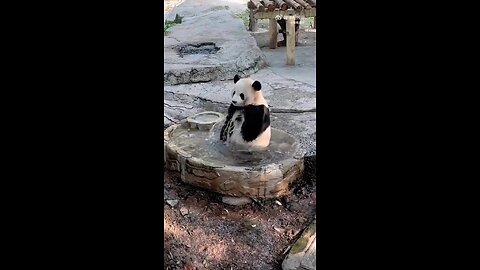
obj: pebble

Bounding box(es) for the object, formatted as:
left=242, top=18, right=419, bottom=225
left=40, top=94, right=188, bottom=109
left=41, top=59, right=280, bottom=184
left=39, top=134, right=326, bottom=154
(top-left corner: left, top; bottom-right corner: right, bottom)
left=222, top=196, right=252, bottom=206
left=180, top=207, right=189, bottom=216
left=166, top=199, right=179, bottom=207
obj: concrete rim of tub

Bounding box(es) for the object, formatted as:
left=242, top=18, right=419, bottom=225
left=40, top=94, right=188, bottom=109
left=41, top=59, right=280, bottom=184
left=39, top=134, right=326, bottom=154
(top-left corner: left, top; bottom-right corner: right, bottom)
left=164, top=112, right=306, bottom=198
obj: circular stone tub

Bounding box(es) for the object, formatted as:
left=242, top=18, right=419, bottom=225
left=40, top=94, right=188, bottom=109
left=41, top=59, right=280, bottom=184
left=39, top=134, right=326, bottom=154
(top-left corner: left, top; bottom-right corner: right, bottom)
left=164, top=112, right=305, bottom=198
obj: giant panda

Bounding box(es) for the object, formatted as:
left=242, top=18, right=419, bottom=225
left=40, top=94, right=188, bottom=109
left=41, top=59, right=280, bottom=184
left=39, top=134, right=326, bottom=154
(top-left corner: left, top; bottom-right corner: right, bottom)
left=220, top=74, right=271, bottom=151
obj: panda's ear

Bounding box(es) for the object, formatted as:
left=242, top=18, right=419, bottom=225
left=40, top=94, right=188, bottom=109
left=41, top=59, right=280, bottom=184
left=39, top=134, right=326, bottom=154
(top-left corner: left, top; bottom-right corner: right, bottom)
left=252, top=81, right=262, bottom=91
left=234, top=75, right=240, bottom=84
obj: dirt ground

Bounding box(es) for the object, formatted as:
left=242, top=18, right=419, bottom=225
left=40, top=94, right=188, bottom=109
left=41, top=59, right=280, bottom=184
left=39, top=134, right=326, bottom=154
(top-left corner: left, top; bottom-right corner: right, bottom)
left=164, top=169, right=316, bottom=270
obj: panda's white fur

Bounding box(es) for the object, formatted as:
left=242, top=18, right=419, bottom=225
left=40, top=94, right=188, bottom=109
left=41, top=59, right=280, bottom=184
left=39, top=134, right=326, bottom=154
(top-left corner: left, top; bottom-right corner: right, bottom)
left=230, top=77, right=268, bottom=107
left=220, top=75, right=271, bottom=151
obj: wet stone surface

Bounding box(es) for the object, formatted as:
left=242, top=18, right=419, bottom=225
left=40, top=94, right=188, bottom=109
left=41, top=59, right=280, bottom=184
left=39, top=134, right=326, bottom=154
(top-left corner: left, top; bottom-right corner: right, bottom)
left=176, top=42, right=221, bottom=57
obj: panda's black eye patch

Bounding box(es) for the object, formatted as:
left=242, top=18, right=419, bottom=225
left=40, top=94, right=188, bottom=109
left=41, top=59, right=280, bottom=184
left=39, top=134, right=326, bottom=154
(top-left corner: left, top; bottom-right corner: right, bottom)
left=232, top=91, right=235, bottom=97
left=240, top=93, right=245, bottom=100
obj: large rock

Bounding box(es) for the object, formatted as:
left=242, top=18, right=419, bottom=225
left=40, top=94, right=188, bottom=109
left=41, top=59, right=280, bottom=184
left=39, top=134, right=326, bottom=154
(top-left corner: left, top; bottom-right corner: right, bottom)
left=282, top=219, right=316, bottom=270
left=164, top=4, right=266, bottom=85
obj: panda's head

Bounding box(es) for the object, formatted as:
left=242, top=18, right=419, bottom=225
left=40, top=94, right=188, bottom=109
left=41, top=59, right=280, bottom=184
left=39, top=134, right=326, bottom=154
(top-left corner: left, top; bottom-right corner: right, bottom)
left=230, top=74, right=267, bottom=107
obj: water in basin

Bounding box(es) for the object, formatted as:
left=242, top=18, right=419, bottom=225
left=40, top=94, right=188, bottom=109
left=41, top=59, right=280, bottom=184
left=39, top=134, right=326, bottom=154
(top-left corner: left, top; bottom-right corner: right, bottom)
left=168, top=121, right=298, bottom=167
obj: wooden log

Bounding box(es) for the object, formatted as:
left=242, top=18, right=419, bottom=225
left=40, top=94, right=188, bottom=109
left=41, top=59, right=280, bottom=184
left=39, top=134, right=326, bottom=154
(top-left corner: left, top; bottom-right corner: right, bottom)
left=261, top=0, right=276, bottom=11
left=295, top=0, right=312, bottom=9
left=254, top=8, right=316, bottom=19
left=249, top=10, right=258, bottom=31
left=306, top=0, right=316, bottom=7
left=248, top=0, right=265, bottom=12
left=273, top=0, right=288, bottom=11
left=286, top=15, right=295, bottom=65
left=284, top=0, right=303, bottom=10
left=269, top=18, right=278, bottom=49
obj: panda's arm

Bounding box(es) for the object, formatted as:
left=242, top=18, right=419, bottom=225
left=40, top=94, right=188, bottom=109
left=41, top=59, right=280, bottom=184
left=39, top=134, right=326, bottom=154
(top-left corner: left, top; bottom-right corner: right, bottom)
left=241, top=104, right=270, bottom=142
left=220, top=104, right=238, bottom=141
left=227, top=103, right=237, bottom=117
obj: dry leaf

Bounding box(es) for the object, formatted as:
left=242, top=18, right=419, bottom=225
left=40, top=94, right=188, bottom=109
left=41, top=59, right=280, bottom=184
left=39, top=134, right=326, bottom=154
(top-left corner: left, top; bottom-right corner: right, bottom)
left=274, top=226, right=285, bottom=234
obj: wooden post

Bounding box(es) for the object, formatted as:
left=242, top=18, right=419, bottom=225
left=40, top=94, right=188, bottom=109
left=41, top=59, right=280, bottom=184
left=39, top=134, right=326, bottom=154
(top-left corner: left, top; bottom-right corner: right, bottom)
left=269, top=18, right=278, bottom=49
left=249, top=11, right=258, bottom=31
left=286, top=15, right=295, bottom=65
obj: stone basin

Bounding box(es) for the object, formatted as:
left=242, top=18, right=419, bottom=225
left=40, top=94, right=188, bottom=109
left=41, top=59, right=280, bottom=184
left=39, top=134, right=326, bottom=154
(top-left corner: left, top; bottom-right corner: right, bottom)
left=164, top=112, right=305, bottom=198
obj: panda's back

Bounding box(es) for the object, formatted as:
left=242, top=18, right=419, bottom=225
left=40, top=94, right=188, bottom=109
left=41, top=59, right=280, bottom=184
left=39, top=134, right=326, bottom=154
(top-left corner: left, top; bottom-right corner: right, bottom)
left=220, top=104, right=271, bottom=149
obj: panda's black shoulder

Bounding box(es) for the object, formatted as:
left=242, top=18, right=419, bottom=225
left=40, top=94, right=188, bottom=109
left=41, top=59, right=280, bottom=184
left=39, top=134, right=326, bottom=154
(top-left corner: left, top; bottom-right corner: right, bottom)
left=240, top=104, right=270, bottom=142
left=226, top=104, right=242, bottom=117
